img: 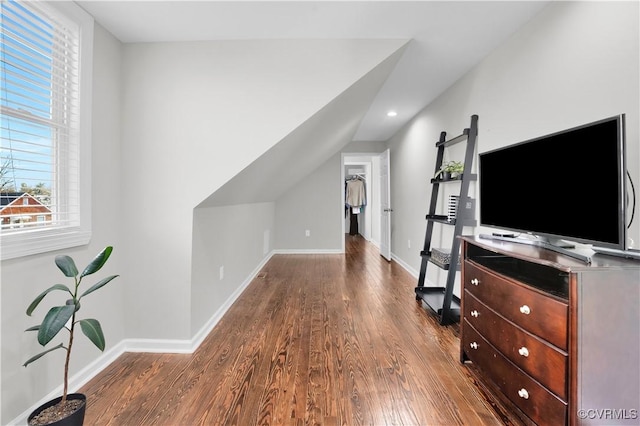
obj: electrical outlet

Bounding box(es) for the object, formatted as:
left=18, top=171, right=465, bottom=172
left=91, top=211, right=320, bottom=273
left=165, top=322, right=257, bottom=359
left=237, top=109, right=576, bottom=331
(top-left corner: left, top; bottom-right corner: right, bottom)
left=305, top=230, right=310, bottom=237
left=219, top=266, right=224, bottom=280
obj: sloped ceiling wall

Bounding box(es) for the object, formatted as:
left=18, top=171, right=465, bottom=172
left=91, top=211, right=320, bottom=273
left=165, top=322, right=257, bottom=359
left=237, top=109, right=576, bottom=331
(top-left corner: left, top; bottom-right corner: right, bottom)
left=119, top=39, right=408, bottom=340
left=198, top=44, right=407, bottom=208
left=189, top=41, right=407, bottom=338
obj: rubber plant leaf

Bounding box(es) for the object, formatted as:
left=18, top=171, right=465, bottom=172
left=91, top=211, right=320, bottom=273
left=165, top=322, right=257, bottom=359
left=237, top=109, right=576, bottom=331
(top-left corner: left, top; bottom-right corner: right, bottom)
left=37, top=305, right=75, bottom=346
left=80, top=275, right=119, bottom=300
left=79, top=319, right=105, bottom=351
left=26, top=284, right=72, bottom=316
left=25, top=325, right=40, bottom=332
left=55, top=255, right=78, bottom=278
left=81, top=246, right=113, bottom=277
left=23, top=343, right=64, bottom=367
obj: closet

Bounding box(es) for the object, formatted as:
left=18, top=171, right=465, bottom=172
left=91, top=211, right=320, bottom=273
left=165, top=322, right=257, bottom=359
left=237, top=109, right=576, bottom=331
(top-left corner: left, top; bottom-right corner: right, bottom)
left=345, top=173, right=366, bottom=236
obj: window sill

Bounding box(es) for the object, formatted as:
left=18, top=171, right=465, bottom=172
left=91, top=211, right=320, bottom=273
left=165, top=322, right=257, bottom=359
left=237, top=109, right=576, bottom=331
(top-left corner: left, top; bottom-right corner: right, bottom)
left=1, top=228, right=91, bottom=261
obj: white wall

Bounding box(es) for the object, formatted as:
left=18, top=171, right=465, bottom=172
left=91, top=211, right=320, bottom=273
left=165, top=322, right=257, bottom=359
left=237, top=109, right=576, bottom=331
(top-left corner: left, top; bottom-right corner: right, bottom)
left=272, top=142, right=388, bottom=253
left=274, top=154, right=342, bottom=251
left=191, top=202, right=275, bottom=334
left=388, top=1, right=640, bottom=293
left=1, top=24, right=126, bottom=424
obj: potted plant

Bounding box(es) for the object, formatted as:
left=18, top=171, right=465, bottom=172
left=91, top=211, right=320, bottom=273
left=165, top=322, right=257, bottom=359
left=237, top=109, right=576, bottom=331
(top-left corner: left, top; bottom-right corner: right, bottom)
left=23, top=246, right=119, bottom=426
left=434, top=160, right=464, bottom=180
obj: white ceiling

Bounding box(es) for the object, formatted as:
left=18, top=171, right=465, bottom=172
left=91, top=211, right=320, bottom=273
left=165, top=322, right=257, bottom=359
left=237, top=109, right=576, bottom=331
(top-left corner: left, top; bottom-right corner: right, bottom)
left=77, top=1, right=549, bottom=142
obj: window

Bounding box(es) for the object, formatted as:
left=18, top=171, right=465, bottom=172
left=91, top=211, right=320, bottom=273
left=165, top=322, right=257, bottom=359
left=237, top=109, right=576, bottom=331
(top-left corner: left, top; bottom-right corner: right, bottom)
left=1, top=0, right=93, bottom=260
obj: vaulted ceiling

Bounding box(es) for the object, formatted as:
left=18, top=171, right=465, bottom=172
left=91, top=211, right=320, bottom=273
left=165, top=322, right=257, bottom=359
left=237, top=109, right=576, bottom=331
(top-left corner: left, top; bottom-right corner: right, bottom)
left=78, top=1, right=549, bottom=142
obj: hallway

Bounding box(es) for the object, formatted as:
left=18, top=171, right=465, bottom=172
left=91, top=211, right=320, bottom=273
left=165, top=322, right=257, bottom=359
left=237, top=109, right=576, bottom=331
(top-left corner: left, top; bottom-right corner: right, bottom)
left=80, top=236, right=508, bottom=425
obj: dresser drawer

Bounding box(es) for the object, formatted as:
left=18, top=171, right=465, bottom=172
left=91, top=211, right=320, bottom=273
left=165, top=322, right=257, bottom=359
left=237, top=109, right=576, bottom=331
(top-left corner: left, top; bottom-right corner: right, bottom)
left=464, top=290, right=568, bottom=400
left=463, top=260, right=568, bottom=350
left=463, top=321, right=567, bottom=425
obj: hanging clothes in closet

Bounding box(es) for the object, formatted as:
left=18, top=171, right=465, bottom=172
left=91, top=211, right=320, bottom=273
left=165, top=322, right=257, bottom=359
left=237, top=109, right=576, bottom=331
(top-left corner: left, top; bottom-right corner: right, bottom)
left=345, top=176, right=366, bottom=236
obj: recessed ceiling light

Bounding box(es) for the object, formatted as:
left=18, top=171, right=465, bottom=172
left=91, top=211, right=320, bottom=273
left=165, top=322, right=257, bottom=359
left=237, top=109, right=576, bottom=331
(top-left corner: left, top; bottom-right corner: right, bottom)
left=387, top=111, right=398, bottom=117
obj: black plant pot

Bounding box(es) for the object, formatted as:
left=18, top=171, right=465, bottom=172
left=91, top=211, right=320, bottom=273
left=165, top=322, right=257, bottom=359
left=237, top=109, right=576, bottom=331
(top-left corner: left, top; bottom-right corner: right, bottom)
left=28, top=393, right=86, bottom=426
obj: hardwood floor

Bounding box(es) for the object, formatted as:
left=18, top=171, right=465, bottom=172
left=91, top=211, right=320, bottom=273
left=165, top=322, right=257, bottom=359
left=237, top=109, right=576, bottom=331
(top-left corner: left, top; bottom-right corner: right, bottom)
left=80, top=235, right=509, bottom=425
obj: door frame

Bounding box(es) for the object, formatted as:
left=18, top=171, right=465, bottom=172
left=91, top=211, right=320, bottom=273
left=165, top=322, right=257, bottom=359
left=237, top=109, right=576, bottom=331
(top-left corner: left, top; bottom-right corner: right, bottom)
left=379, top=148, right=391, bottom=261
left=341, top=152, right=384, bottom=254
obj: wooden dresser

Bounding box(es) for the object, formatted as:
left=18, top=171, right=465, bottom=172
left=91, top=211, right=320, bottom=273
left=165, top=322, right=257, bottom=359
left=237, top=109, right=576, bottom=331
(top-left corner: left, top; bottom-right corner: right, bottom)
left=460, top=236, right=640, bottom=425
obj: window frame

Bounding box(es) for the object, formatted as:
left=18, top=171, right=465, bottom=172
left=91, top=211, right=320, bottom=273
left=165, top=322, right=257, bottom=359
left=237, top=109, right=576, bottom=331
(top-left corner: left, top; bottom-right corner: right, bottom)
left=1, top=1, right=93, bottom=260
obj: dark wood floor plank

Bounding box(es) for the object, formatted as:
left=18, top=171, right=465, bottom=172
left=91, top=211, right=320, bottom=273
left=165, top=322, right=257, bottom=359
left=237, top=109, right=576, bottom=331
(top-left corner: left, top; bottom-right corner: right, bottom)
left=80, top=235, right=507, bottom=425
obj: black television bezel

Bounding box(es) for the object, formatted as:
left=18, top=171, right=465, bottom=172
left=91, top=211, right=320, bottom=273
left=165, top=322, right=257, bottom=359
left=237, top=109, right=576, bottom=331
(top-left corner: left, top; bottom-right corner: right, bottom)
left=478, top=114, right=627, bottom=250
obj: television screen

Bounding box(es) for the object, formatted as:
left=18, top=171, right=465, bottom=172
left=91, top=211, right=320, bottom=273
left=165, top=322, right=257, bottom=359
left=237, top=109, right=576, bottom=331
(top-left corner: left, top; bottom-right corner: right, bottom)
left=479, top=115, right=626, bottom=250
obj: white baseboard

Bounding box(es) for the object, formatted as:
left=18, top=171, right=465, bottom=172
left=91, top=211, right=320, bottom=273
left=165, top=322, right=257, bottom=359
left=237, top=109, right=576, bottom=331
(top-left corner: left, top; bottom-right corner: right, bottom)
left=390, top=252, right=419, bottom=278
left=9, top=251, right=275, bottom=426
left=272, top=248, right=342, bottom=254
left=123, top=338, right=193, bottom=354
left=390, top=252, right=441, bottom=288
left=122, top=250, right=276, bottom=356
left=188, top=251, right=274, bottom=351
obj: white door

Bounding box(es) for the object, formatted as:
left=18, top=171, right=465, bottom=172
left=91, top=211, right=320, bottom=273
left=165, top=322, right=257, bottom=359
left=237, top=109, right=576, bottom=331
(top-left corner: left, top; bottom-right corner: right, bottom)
left=380, top=149, right=392, bottom=261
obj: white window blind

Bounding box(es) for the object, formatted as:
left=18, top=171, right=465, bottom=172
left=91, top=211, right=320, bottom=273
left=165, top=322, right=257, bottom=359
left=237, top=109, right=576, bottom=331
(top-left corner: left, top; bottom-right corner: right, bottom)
left=1, top=0, right=93, bottom=260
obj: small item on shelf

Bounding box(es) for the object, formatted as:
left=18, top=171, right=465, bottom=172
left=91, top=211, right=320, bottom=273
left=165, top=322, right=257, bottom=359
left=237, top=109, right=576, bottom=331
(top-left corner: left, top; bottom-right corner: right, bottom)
left=432, top=248, right=452, bottom=265
left=448, top=195, right=459, bottom=222
left=434, top=160, right=464, bottom=180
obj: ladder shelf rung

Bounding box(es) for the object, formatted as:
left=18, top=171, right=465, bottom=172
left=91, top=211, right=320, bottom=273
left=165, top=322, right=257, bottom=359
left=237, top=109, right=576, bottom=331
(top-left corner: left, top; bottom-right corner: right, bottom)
left=429, top=257, right=458, bottom=271
left=430, top=173, right=477, bottom=184
left=425, top=214, right=449, bottom=221
left=426, top=215, right=455, bottom=225
left=435, top=128, right=470, bottom=148
left=419, top=251, right=460, bottom=270
left=415, top=287, right=461, bottom=317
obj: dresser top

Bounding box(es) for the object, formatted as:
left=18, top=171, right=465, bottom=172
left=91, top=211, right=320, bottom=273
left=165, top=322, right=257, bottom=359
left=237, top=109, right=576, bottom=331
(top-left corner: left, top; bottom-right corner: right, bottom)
left=461, top=235, right=640, bottom=273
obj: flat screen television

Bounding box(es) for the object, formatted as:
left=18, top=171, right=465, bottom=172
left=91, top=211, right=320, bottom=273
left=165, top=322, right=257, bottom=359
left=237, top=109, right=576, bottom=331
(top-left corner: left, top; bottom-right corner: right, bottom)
left=479, top=114, right=627, bottom=253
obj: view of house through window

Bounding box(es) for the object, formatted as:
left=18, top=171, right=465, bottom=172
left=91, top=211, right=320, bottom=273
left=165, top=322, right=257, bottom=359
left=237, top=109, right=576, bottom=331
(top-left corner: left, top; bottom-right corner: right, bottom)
left=1, top=0, right=80, bottom=233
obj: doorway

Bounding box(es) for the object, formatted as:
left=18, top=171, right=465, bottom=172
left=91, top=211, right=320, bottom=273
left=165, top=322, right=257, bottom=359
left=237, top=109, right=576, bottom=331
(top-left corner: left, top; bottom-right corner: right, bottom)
left=341, top=152, right=387, bottom=257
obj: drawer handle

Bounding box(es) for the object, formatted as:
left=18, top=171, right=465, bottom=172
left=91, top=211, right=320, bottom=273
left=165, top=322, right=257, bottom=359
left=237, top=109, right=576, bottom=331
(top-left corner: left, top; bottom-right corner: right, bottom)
left=519, top=305, right=531, bottom=315
left=518, top=347, right=530, bottom=357
left=470, top=278, right=479, bottom=286
left=469, top=342, right=478, bottom=350
left=470, top=310, right=479, bottom=318
left=518, top=388, right=529, bottom=399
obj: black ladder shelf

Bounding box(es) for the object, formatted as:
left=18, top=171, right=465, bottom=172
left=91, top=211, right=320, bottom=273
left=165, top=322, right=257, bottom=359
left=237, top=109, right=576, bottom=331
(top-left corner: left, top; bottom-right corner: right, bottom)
left=415, top=114, right=478, bottom=325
